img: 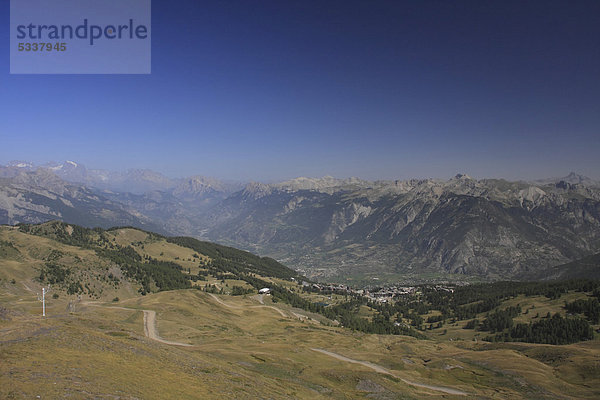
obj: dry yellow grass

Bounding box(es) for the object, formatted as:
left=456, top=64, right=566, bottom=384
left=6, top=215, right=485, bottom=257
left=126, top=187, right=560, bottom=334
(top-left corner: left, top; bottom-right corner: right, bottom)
left=2, top=226, right=599, bottom=399
left=3, top=283, right=599, bottom=399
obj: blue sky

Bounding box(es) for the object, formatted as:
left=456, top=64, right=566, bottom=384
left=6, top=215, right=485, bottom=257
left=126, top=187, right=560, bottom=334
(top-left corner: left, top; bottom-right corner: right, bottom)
left=1, top=0, right=599, bottom=181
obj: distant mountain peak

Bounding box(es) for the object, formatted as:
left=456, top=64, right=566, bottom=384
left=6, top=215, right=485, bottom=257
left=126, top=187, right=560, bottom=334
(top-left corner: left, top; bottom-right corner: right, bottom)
left=535, top=172, right=597, bottom=186
left=242, top=182, right=273, bottom=199
left=452, top=173, right=472, bottom=180
left=563, top=172, right=590, bottom=183
left=7, top=160, right=35, bottom=169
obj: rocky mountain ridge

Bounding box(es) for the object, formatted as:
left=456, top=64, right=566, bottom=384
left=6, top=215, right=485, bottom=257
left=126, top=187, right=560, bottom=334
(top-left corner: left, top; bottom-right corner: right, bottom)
left=5, top=160, right=241, bottom=196
left=204, top=173, right=600, bottom=282
left=2, top=161, right=599, bottom=283
left=0, top=168, right=162, bottom=232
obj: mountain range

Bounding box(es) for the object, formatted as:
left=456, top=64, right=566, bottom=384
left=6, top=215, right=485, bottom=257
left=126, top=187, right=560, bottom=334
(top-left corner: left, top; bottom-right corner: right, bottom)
left=1, top=160, right=599, bottom=283
left=5, top=160, right=242, bottom=194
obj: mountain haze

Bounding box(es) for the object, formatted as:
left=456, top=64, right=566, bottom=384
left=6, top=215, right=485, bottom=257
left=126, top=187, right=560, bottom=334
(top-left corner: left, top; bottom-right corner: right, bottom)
left=2, top=161, right=600, bottom=283
left=2, top=162, right=239, bottom=236
left=0, top=168, right=162, bottom=232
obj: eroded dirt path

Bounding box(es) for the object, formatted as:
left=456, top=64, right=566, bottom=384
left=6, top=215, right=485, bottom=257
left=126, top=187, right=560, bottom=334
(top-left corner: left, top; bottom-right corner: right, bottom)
left=207, top=293, right=288, bottom=318
left=311, top=348, right=468, bottom=396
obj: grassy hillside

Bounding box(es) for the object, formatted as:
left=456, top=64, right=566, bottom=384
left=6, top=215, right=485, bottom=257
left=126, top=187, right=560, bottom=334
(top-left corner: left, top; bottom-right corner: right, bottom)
left=1, top=222, right=600, bottom=398
left=14, top=221, right=303, bottom=295
left=2, top=283, right=600, bottom=399
left=166, top=235, right=300, bottom=279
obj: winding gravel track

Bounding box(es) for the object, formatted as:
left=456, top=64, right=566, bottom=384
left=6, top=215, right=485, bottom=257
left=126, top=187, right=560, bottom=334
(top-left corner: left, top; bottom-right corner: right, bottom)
left=90, top=291, right=289, bottom=347
left=84, top=302, right=192, bottom=347
left=311, top=348, right=468, bottom=396
left=142, top=309, right=192, bottom=347
left=207, top=293, right=288, bottom=317
left=30, top=289, right=466, bottom=394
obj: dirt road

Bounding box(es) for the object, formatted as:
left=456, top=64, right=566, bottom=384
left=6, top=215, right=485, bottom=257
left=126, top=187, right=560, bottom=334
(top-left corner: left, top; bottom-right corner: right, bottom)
left=83, top=302, right=192, bottom=347
left=311, top=348, right=468, bottom=396
left=207, top=293, right=288, bottom=318
left=142, top=309, right=192, bottom=347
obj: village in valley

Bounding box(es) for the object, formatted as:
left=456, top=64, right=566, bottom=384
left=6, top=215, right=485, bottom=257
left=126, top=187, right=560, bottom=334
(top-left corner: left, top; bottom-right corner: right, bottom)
left=300, top=280, right=455, bottom=303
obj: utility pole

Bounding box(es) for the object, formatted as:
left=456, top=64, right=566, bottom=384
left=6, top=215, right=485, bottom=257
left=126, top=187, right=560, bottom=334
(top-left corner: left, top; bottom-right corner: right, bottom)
left=37, top=286, right=50, bottom=317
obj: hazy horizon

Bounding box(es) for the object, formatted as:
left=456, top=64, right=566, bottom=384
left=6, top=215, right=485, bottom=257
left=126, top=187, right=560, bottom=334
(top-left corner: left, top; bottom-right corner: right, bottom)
left=1, top=157, right=597, bottom=184
left=2, top=1, right=599, bottom=182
